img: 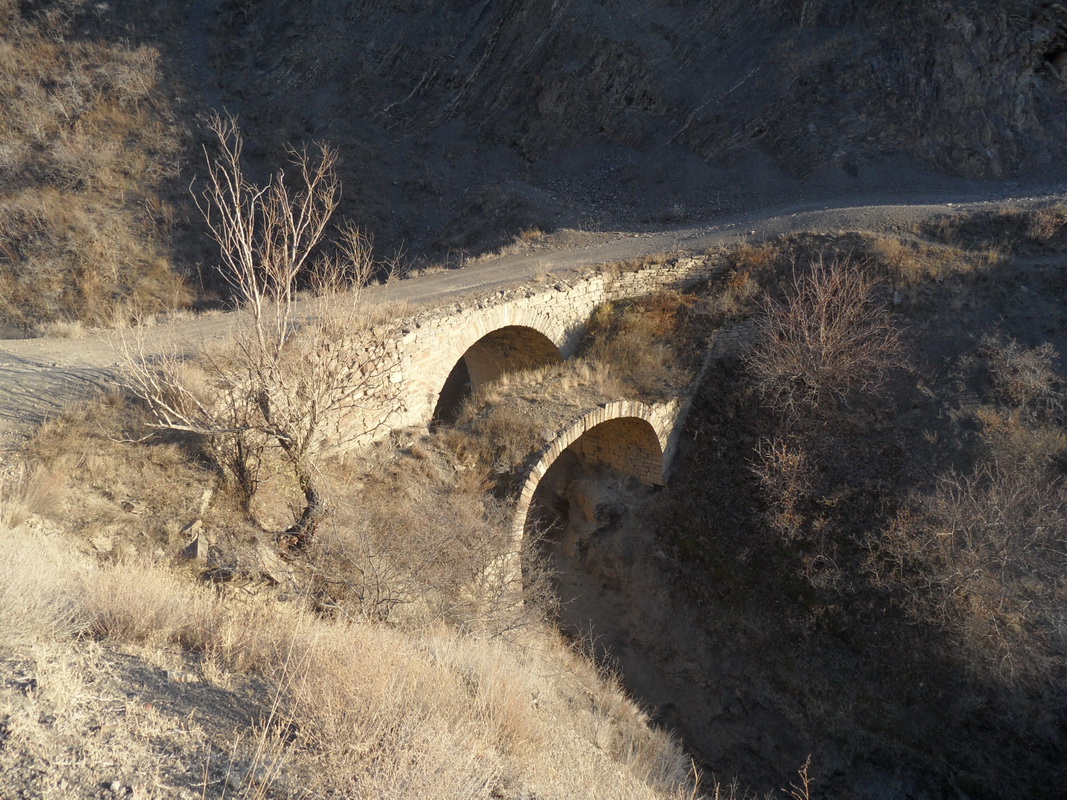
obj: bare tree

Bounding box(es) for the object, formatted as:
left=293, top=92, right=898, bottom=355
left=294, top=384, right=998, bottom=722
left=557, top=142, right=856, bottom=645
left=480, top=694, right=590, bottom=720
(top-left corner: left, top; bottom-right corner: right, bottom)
left=125, top=113, right=397, bottom=546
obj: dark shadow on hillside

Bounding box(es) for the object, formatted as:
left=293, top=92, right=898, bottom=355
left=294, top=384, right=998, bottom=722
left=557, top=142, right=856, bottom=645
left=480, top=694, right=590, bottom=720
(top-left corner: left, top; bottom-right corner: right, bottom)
left=57, top=0, right=1067, bottom=271
left=524, top=245, right=1067, bottom=799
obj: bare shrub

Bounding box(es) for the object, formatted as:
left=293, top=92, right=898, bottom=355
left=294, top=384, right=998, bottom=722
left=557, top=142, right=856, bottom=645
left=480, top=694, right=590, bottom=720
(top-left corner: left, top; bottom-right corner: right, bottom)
left=746, top=256, right=905, bottom=414
left=752, top=437, right=815, bottom=541
left=980, top=334, right=1062, bottom=417
left=877, top=466, right=1067, bottom=686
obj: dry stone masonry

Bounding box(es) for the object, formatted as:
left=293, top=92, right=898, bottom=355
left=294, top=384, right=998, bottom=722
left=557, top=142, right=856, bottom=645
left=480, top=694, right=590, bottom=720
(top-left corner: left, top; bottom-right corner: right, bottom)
left=344, top=250, right=760, bottom=537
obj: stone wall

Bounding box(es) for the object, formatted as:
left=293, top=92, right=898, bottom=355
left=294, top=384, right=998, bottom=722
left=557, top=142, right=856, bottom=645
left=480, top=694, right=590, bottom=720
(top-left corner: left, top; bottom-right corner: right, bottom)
left=382, top=251, right=725, bottom=433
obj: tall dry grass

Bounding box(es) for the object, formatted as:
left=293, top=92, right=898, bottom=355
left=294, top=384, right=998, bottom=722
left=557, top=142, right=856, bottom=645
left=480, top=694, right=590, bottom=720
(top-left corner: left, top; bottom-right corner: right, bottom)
left=71, top=554, right=696, bottom=799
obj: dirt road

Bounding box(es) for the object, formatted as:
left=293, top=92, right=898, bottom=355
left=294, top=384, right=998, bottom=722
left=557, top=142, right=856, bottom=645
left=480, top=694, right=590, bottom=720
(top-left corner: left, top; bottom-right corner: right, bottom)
left=0, top=192, right=1061, bottom=454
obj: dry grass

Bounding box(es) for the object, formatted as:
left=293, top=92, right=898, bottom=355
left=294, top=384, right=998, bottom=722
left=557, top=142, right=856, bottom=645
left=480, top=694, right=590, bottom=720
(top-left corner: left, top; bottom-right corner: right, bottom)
left=867, top=236, right=995, bottom=286
left=0, top=7, right=190, bottom=329
left=26, top=394, right=217, bottom=552
left=916, top=205, right=1067, bottom=253
left=450, top=357, right=635, bottom=482
left=1025, top=204, right=1067, bottom=243
left=585, top=292, right=703, bottom=396
left=0, top=527, right=696, bottom=799
left=0, top=524, right=84, bottom=645
left=0, top=463, right=65, bottom=532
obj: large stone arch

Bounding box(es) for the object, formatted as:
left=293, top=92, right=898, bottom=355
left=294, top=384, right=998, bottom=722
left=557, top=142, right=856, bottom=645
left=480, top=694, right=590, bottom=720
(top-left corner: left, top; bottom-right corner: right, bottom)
left=512, top=400, right=670, bottom=538
left=432, top=322, right=566, bottom=423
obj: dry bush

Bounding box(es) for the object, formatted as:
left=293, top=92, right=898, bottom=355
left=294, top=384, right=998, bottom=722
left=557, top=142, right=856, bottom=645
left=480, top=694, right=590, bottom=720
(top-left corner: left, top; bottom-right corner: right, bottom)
left=751, top=437, right=815, bottom=542
left=974, top=405, right=1067, bottom=474
left=746, top=255, right=904, bottom=414
left=1026, top=204, right=1067, bottom=243
left=878, top=465, right=1067, bottom=687
left=980, top=334, right=1063, bottom=417
left=452, top=359, right=629, bottom=480
left=462, top=399, right=555, bottom=476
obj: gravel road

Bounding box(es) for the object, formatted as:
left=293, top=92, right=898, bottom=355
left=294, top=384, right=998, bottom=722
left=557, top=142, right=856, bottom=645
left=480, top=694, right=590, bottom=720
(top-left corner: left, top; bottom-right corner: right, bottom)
left=1, top=191, right=1062, bottom=455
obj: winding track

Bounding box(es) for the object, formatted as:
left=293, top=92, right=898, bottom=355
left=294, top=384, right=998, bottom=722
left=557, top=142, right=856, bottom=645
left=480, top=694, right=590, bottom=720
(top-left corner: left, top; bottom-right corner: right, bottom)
left=1, top=192, right=1062, bottom=454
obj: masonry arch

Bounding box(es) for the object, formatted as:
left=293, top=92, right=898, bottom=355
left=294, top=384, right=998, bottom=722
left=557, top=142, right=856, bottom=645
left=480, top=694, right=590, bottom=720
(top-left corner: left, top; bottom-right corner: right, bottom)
left=432, top=325, right=565, bottom=424
left=512, top=401, right=668, bottom=539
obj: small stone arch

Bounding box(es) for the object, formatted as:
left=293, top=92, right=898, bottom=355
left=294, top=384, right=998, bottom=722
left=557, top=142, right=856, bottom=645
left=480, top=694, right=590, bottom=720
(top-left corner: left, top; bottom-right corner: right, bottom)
left=432, top=325, right=565, bottom=423
left=512, top=401, right=668, bottom=538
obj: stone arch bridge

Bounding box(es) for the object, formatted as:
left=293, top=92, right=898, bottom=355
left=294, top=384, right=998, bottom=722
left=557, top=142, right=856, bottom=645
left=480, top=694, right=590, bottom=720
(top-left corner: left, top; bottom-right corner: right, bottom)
left=347, top=250, right=752, bottom=539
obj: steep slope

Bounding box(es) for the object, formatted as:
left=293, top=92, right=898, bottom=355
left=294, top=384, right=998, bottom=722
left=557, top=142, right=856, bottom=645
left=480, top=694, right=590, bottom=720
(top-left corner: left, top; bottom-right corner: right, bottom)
left=200, top=0, right=1067, bottom=249
left=3, top=0, right=1066, bottom=323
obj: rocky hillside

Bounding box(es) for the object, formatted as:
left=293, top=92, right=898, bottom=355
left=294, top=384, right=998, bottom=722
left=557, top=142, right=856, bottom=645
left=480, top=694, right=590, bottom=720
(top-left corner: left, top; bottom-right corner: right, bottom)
left=191, top=0, right=1067, bottom=247
left=4, top=0, right=1066, bottom=313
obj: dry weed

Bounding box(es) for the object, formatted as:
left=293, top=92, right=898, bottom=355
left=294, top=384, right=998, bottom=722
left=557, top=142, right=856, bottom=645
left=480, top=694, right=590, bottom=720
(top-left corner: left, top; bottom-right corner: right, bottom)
left=974, top=405, right=1067, bottom=473
left=980, top=334, right=1063, bottom=416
